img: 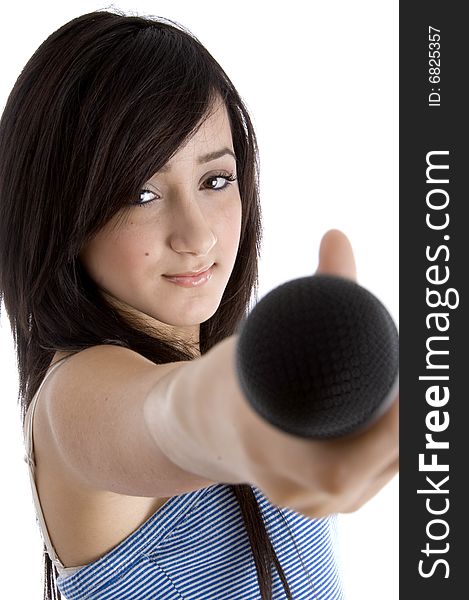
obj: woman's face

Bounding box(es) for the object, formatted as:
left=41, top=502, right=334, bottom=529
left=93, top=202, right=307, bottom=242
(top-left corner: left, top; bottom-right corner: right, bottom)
left=80, top=99, right=242, bottom=348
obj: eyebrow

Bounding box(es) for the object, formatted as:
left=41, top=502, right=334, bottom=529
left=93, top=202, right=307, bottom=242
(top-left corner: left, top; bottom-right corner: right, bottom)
left=158, top=147, right=237, bottom=173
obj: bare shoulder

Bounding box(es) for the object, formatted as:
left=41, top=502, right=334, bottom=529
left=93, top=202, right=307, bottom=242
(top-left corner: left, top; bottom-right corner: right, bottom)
left=45, top=343, right=184, bottom=437
left=36, top=343, right=206, bottom=498
left=48, top=343, right=182, bottom=396
left=32, top=344, right=182, bottom=567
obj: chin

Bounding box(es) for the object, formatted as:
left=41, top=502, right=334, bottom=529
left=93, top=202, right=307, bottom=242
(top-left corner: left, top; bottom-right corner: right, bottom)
left=171, top=300, right=221, bottom=325
left=165, top=309, right=219, bottom=328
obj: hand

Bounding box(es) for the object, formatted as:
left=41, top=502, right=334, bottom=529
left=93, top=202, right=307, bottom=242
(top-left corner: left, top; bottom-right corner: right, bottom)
left=241, top=229, right=399, bottom=518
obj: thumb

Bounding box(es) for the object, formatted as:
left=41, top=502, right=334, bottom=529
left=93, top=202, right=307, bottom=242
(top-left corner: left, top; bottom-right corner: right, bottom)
left=315, top=229, right=357, bottom=281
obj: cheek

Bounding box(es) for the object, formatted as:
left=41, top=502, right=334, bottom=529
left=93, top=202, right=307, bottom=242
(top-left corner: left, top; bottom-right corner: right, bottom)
left=81, top=229, right=152, bottom=288
left=217, top=197, right=242, bottom=245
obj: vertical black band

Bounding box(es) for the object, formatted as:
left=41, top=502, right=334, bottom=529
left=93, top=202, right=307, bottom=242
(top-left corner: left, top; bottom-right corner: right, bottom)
left=400, top=2, right=467, bottom=595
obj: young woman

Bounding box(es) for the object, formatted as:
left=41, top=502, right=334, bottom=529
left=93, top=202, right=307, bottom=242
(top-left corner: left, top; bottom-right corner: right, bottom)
left=0, top=9, right=399, bottom=600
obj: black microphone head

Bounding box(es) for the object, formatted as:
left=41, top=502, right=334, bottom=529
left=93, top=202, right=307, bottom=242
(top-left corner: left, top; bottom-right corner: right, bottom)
left=235, top=274, right=399, bottom=439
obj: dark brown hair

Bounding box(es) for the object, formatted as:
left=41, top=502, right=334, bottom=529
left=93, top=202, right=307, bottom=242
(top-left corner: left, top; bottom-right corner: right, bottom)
left=0, top=9, right=298, bottom=599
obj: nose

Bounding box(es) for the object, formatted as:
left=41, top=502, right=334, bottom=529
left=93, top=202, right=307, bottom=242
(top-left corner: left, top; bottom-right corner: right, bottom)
left=168, top=198, right=217, bottom=257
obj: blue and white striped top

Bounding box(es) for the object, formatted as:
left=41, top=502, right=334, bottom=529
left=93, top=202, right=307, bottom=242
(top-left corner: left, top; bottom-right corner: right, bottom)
left=23, top=357, right=345, bottom=599
left=59, top=484, right=344, bottom=599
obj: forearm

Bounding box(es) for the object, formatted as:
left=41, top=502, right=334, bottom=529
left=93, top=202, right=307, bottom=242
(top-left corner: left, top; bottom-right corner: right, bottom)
left=144, top=335, right=259, bottom=486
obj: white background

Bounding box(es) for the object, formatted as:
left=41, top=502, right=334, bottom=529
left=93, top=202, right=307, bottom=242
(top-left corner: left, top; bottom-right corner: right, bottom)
left=0, top=2, right=398, bottom=598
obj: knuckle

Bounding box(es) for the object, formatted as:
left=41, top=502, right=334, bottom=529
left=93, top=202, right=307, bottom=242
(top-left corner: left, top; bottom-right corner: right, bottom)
left=340, top=501, right=363, bottom=514
left=318, top=461, right=353, bottom=497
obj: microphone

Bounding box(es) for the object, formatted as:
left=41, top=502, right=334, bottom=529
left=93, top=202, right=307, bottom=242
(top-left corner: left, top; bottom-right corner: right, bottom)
left=235, top=274, right=399, bottom=439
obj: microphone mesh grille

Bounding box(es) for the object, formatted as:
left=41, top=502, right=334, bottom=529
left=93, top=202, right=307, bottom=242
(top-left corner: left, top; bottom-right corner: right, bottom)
left=236, top=274, right=399, bottom=439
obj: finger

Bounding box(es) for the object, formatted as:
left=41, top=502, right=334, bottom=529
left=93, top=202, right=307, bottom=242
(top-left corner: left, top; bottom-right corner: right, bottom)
left=323, top=393, right=399, bottom=486
left=275, top=408, right=399, bottom=516
left=340, top=457, right=399, bottom=514
left=315, top=229, right=357, bottom=281
left=297, top=456, right=400, bottom=519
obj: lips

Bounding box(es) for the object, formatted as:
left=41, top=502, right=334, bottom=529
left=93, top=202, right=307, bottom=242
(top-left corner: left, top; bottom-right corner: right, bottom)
left=164, top=263, right=214, bottom=277
left=163, top=264, right=214, bottom=287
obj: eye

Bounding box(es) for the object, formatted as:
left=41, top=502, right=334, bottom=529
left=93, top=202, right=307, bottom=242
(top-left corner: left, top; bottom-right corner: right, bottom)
left=129, top=186, right=161, bottom=208
left=136, top=189, right=159, bottom=206
left=203, top=171, right=238, bottom=192
left=132, top=170, right=237, bottom=208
